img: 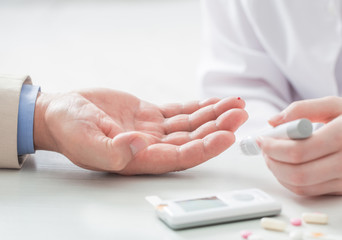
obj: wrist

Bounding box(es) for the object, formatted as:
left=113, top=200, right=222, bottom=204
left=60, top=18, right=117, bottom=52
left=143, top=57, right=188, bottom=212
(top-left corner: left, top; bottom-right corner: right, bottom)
left=33, top=92, right=57, bottom=152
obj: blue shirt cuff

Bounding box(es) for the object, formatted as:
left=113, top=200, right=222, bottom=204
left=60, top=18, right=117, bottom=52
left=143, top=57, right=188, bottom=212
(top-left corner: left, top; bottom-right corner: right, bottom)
left=17, top=84, right=41, bottom=155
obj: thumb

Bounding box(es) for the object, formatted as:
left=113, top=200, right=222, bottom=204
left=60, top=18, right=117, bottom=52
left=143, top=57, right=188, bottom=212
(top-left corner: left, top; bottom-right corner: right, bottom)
left=268, top=97, right=342, bottom=127
left=110, top=131, right=151, bottom=170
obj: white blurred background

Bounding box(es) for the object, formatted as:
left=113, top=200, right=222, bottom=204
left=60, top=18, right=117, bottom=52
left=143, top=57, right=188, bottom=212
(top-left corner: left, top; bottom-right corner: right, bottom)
left=0, top=0, right=201, bottom=104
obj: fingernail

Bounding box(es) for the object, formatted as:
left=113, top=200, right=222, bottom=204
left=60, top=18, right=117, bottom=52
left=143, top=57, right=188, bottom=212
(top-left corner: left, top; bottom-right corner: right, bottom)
left=199, top=98, right=212, bottom=105
left=269, top=113, right=284, bottom=124
left=130, top=137, right=148, bottom=155
left=255, top=137, right=263, bottom=148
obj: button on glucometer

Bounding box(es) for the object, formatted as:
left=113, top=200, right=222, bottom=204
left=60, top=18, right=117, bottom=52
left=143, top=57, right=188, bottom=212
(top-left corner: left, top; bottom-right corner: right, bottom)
left=233, top=193, right=255, bottom=201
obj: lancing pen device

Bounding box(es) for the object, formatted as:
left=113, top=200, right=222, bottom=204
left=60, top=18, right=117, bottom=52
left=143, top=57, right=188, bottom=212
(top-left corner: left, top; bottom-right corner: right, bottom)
left=239, top=118, right=313, bottom=156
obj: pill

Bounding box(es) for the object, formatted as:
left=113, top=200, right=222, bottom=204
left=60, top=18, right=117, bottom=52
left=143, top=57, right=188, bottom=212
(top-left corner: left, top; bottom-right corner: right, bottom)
left=302, top=212, right=328, bottom=224
left=248, top=235, right=263, bottom=240
left=289, top=230, right=304, bottom=240
left=260, top=217, right=287, bottom=231
left=291, top=218, right=302, bottom=226
left=240, top=230, right=252, bottom=239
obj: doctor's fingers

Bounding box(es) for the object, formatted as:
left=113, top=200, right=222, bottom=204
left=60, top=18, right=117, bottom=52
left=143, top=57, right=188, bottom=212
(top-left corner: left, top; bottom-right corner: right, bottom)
left=162, top=109, right=247, bottom=145
left=264, top=151, right=342, bottom=190
left=277, top=178, right=342, bottom=196
left=269, top=96, right=342, bottom=126
left=259, top=117, right=342, bottom=164
left=118, top=130, right=236, bottom=175
left=162, top=97, right=246, bottom=134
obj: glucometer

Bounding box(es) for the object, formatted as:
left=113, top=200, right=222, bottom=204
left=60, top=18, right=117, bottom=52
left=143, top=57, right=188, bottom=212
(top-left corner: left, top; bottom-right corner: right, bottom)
left=239, top=118, right=313, bottom=156
left=146, top=188, right=281, bottom=230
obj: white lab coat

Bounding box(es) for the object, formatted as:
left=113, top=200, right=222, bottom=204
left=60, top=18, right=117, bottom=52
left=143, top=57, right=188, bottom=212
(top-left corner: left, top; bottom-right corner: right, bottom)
left=199, top=0, right=342, bottom=133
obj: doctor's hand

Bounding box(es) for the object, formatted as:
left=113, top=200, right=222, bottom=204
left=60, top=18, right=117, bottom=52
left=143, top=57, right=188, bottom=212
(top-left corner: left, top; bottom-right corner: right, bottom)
left=33, top=88, right=247, bottom=175
left=257, top=96, right=342, bottom=196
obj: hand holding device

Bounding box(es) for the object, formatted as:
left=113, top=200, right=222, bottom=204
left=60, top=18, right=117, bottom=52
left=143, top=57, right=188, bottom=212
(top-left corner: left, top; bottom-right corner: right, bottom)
left=260, top=97, right=342, bottom=196
left=239, top=119, right=313, bottom=156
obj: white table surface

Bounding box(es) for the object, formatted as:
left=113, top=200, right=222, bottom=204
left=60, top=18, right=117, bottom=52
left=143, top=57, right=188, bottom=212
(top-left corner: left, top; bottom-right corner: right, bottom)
left=1, top=146, right=341, bottom=240
left=0, top=1, right=341, bottom=239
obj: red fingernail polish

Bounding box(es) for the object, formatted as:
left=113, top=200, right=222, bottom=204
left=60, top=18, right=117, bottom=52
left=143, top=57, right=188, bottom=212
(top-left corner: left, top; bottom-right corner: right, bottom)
left=237, top=97, right=241, bottom=100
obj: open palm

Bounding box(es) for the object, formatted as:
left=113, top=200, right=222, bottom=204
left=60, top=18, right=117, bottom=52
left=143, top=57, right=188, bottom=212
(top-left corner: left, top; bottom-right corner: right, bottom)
left=35, top=88, right=248, bottom=175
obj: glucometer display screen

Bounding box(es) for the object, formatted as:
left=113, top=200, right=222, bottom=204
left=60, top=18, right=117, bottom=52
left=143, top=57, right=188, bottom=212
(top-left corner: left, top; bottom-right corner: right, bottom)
left=175, top=196, right=227, bottom=212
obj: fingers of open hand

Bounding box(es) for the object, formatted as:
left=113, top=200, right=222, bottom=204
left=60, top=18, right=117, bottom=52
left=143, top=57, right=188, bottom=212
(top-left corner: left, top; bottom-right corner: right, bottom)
left=269, top=96, right=342, bottom=126
left=162, top=108, right=247, bottom=145
left=163, top=97, right=245, bottom=134
left=173, top=131, right=236, bottom=171
left=120, top=131, right=235, bottom=175
left=160, top=97, right=221, bottom=118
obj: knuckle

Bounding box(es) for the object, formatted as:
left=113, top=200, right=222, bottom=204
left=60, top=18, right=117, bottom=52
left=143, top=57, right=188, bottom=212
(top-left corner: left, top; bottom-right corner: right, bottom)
left=287, top=148, right=305, bottom=164
left=287, top=101, right=302, bottom=113
left=209, top=97, right=221, bottom=103
left=264, top=156, right=273, bottom=170
left=324, top=95, right=339, bottom=103
left=173, top=146, right=184, bottom=172
left=289, top=186, right=312, bottom=196
left=288, top=167, right=308, bottom=187
left=333, top=131, right=342, bottom=144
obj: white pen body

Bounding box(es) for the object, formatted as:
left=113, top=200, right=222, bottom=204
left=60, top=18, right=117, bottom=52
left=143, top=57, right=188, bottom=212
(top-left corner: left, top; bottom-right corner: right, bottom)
left=239, top=119, right=313, bottom=156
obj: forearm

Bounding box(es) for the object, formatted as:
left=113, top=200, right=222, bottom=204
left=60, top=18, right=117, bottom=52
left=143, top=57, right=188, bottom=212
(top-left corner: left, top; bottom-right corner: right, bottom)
left=0, top=74, right=33, bottom=168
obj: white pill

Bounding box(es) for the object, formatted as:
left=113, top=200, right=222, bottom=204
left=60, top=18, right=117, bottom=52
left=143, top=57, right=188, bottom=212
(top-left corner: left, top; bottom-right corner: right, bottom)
left=260, top=217, right=287, bottom=231
left=248, top=235, right=264, bottom=240
left=289, top=230, right=304, bottom=240
left=302, top=212, right=328, bottom=224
